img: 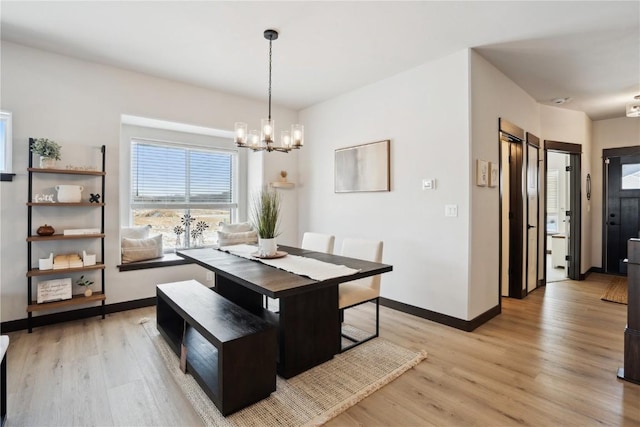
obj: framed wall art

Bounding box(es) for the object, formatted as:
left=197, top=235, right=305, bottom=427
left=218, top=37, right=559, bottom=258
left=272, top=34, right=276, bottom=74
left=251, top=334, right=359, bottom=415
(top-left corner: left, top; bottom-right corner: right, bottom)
left=335, top=139, right=390, bottom=193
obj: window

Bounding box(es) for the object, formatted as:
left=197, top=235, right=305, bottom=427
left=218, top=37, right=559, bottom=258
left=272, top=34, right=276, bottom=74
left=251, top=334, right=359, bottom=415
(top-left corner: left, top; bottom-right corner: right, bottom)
left=0, top=111, right=13, bottom=174
left=546, top=169, right=559, bottom=233
left=622, top=163, right=640, bottom=190
left=130, top=139, right=238, bottom=250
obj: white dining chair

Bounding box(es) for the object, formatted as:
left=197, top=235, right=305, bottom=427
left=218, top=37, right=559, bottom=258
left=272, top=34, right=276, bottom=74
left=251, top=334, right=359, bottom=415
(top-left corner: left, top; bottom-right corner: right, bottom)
left=338, top=238, right=383, bottom=352
left=301, top=232, right=335, bottom=254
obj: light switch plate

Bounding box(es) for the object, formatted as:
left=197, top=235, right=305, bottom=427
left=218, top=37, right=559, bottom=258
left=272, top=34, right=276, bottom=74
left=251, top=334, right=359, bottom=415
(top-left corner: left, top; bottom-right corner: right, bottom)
left=422, top=179, right=435, bottom=190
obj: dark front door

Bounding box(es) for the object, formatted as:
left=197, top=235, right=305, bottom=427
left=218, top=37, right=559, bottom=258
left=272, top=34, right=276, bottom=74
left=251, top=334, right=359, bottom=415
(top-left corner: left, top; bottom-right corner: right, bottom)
left=605, top=149, right=640, bottom=274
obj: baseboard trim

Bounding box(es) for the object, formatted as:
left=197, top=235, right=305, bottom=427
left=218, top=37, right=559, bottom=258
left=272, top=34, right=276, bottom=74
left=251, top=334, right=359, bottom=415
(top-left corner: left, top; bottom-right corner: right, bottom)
left=379, top=297, right=501, bottom=332
left=4, top=295, right=504, bottom=334
left=1, top=297, right=156, bottom=333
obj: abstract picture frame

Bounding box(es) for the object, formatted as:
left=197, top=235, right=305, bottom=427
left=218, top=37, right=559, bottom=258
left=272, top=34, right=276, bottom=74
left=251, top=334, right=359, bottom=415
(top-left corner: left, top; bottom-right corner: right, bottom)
left=335, top=140, right=390, bottom=193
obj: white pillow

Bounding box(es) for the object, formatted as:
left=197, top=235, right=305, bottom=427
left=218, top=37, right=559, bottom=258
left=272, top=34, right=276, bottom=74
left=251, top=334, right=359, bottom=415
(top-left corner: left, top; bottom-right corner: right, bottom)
left=217, top=230, right=258, bottom=247
left=219, top=222, right=253, bottom=233
left=121, top=225, right=151, bottom=240
left=121, top=234, right=163, bottom=263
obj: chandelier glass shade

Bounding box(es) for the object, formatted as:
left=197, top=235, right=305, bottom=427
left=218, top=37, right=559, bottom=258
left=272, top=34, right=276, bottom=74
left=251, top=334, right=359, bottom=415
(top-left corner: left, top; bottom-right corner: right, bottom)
left=234, top=29, right=304, bottom=153
left=626, top=95, right=640, bottom=118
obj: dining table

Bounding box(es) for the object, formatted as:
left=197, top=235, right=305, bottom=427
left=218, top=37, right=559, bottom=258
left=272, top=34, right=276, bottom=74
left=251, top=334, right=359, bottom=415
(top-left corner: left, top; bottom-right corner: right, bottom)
left=177, top=244, right=393, bottom=378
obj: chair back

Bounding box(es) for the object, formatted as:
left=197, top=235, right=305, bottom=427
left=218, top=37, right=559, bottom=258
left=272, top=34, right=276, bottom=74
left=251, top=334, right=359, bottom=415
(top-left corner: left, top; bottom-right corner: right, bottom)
left=341, top=238, right=383, bottom=293
left=301, top=232, right=335, bottom=254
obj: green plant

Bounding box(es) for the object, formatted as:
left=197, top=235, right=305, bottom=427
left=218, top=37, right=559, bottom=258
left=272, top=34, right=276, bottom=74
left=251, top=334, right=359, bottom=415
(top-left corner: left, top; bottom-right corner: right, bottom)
left=30, top=138, right=61, bottom=160
left=76, top=275, right=94, bottom=287
left=251, top=187, right=281, bottom=239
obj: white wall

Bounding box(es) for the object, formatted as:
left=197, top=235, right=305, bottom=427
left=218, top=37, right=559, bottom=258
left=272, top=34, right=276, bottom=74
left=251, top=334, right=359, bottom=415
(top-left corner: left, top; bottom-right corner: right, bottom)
left=540, top=105, right=593, bottom=273
left=591, top=117, right=640, bottom=268
left=470, top=51, right=541, bottom=312
left=0, top=41, right=299, bottom=322
left=299, top=50, right=472, bottom=320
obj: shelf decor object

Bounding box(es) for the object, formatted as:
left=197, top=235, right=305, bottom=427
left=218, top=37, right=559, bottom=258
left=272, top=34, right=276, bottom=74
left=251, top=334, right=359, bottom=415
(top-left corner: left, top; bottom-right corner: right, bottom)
left=29, top=138, right=61, bottom=169
left=26, top=138, right=106, bottom=332
left=233, top=29, right=304, bottom=153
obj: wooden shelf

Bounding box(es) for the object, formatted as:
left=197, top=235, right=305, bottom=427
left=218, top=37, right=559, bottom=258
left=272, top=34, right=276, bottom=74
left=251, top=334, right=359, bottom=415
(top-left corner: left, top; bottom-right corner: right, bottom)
left=27, top=263, right=105, bottom=277
left=27, top=202, right=104, bottom=207
left=28, top=167, right=105, bottom=176
left=27, top=291, right=106, bottom=312
left=270, top=181, right=295, bottom=189
left=27, top=233, right=105, bottom=242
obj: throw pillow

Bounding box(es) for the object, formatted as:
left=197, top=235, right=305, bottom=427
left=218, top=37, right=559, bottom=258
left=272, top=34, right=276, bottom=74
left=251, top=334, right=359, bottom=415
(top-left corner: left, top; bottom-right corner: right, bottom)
left=121, top=234, right=163, bottom=263
left=217, top=230, right=258, bottom=247
left=121, top=225, right=151, bottom=240
left=219, top=222, right=253, bottom=233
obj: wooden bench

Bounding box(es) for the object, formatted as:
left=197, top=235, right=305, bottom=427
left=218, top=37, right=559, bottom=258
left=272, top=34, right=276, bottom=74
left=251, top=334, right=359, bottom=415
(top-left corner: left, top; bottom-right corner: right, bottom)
left=156, top=280, right=276, bottom=416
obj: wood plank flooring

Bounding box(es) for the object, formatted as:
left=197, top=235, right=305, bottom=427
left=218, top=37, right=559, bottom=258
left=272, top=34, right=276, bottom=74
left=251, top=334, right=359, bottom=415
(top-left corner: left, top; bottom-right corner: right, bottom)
left=5, top=273, right=639, bottom=426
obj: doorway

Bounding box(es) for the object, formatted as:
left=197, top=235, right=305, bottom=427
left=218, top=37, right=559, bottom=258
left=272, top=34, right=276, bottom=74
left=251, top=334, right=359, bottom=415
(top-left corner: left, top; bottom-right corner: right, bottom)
left=499, top=119, right=541, bottom=298
left=544, top=141, right=582, bottom=282
left=603, top=146, right=640, bottom=274
left=545, top=151, right=570, bottom=282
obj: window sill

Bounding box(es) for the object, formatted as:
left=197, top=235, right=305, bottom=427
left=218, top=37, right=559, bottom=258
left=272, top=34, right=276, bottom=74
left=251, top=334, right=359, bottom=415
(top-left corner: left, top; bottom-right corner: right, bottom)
left=1, top=173, right=16, bottom=182
left=117, top=253, right=193, bottom=272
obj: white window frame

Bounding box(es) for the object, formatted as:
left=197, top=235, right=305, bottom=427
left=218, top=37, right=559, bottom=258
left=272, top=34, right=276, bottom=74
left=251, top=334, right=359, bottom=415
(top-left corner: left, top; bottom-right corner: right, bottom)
left=119, top=118, right=247, bottom=249
left=0, top=111, right=13, bottom=174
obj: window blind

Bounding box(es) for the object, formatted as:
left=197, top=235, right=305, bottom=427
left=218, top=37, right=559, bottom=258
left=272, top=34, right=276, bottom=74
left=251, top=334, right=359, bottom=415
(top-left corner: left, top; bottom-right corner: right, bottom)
left=131, top=140, right=236, bottom=209
left=547, top=169, right=559, bottom=213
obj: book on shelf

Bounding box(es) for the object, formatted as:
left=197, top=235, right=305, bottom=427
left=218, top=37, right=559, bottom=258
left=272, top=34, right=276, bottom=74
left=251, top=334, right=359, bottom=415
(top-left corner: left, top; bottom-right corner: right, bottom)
left=63, top=228, right=101, bottom=236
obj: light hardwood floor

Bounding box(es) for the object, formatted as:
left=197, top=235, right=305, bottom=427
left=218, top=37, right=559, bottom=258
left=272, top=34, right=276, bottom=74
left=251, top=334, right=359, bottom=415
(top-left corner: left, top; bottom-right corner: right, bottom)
left=6, top=273, right=639, bottom=426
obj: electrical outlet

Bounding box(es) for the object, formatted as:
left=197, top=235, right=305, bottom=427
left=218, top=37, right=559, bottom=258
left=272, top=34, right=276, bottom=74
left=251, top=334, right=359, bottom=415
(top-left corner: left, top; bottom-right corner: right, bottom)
left=206, top=271, right=213, bottom=282
left=445, top=204, right=458, bottom=217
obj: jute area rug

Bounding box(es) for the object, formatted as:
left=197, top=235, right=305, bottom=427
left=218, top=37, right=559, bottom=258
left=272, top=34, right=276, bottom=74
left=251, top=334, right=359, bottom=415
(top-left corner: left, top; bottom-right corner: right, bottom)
left=601, top=276, right=628, bottom=304
left=141, top=320, right=427, bottom=427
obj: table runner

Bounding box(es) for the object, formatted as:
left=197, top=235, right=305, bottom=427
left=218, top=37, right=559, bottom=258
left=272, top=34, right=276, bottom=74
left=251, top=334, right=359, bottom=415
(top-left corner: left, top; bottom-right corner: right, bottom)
left=218, top=244, right=360, bottom=281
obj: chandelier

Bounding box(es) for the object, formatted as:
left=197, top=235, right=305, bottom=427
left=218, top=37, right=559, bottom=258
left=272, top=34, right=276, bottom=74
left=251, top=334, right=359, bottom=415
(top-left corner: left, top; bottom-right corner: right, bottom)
left=234, top=29, right=304, bottom=153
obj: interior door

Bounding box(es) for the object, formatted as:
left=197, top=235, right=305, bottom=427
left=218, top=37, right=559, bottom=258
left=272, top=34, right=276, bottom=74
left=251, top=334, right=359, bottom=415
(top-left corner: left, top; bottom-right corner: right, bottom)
left=526, top=135, right=540, bottom=293
left=605, top=152, right=640, bottom=274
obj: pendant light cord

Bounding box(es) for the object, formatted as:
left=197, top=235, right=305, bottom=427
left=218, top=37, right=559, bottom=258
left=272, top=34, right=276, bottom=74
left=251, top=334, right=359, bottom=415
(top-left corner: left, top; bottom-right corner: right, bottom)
left=268, top=38, right=272, bottom=121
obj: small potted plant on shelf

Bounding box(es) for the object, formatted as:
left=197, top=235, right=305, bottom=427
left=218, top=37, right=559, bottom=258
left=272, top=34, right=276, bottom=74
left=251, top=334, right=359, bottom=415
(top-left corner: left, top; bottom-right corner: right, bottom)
left=251, top=187, right=281, bottom=257
left=30, top=138, right=61, bottom=169
left=76, top=275, right=94, bottom=297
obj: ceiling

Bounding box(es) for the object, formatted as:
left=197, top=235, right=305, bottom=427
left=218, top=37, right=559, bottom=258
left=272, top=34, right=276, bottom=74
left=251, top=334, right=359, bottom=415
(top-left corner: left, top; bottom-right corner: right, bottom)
left=1, top=1, right=638, bottom=121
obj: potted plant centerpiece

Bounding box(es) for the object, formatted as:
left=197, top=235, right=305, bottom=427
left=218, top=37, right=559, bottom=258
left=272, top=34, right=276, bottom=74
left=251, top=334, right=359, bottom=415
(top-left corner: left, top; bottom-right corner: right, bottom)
left=76, top=275, right=94, bottom=297
left=30, top=138, right=61, bottom=169
left=251, top=187, right=281, bottom=257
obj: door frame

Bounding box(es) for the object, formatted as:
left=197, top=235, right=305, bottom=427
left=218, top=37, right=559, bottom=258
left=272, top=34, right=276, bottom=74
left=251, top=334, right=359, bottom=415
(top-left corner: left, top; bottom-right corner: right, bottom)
left=602, top=145, right=640, bottom=273
left=525, top=133, right=540, bottom=293
left=544, top=140, right=582, bottom=281
left=498, top=118, right=526, bottom=298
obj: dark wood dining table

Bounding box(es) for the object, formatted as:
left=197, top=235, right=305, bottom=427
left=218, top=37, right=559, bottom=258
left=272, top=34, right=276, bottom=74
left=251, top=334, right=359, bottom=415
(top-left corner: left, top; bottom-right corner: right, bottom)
left=177, top=245, right=393, bottom=378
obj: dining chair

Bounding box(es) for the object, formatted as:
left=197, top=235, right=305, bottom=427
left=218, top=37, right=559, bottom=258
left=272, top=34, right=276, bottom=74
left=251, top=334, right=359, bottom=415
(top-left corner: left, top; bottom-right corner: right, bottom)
left=301, top=232, right=335, bottom=254
left=338, top=238, right=383, bottom=352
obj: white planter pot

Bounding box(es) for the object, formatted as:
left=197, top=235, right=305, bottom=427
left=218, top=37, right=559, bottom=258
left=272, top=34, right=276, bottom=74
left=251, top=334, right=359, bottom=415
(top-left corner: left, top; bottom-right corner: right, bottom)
left=258, top=237, right=278, bottom=257
left=84, top=288, right=93, bottom=297
left=55, top=185, right=84, bottom=203
left=40, top=157, right=57, bottom=169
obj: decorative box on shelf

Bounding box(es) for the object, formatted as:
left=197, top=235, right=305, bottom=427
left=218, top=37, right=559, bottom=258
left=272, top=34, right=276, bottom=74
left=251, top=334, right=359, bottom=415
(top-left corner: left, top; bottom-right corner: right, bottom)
left=63, top=228, right=100, bottom=236
left=37, top=278, right=72, bottom=304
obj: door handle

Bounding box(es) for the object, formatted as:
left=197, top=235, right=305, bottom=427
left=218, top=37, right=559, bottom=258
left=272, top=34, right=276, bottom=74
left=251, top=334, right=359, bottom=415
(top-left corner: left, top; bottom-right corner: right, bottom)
left=527, top=225, right=535, bottom=229
left=609, top=222, right=617, bottom=226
